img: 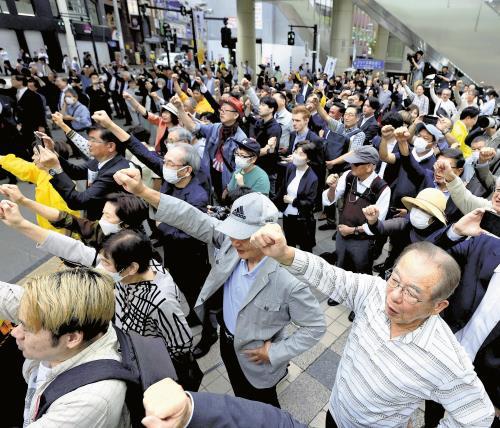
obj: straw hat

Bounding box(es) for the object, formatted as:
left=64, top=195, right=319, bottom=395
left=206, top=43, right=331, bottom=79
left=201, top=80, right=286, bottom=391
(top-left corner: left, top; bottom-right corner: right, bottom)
left=402, top=188, right=447, bottom=225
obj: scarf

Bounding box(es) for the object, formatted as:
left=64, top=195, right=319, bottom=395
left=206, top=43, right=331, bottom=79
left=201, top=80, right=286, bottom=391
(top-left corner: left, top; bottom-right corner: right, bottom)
left=213, top=122, right=239, bottom=172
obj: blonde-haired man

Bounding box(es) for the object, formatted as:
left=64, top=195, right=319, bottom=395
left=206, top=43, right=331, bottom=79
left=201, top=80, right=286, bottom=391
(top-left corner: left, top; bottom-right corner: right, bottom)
left=0, top=268, right=130, bottom=427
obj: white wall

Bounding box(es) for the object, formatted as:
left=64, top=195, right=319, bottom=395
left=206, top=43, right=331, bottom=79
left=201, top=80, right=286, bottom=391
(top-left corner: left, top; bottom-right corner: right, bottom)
left=0, top=29, right=19, bottom=60
left=76, top=40, right=110, bottom=66
left=24, top=30, right=45, bottom=57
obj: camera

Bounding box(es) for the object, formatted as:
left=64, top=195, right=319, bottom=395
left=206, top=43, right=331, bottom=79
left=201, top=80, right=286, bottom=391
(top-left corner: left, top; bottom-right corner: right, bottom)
left=207, top=205, right=230, bottom=220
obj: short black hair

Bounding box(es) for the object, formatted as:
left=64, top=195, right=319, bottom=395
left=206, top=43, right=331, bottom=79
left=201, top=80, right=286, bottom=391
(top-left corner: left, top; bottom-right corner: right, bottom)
left=365, top=96, right=381, bottom=112
left=12, top=74, right=28, bottom=86
left=440, top=148, right=465, bottom=168
left=330, top=102, right=346, bottom=115
left=260, top=95, right=278, bottom=115
left=88, top=126, right=125, bottom=156
left=460, top=106, right=480, bottom=120
left=199, top=111, right=216, bottom=123
left=106, top=193, right=149, bottom=229
left=381, top=111, right=404, bottom=128
left=295, top=141, right=317, bottom=161
left=101, top=229, right=152, bottom=274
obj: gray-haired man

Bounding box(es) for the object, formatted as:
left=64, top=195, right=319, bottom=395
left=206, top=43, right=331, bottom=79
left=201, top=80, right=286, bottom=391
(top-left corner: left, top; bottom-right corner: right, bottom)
left=113, top=168, right=326, bottom=408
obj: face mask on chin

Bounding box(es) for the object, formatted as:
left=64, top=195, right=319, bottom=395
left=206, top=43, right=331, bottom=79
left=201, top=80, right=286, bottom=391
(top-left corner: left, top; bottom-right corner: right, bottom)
left=65, top=97, right=76, bottom=105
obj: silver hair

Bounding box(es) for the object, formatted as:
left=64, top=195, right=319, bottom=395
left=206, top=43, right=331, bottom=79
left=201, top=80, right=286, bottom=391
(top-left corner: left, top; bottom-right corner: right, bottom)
left=174, top=127, right=193, bottom=144
left=172, top=142, right=200, bottom=173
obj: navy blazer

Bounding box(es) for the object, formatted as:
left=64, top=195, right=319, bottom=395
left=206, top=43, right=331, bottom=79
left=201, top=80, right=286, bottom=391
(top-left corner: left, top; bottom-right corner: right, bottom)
left=287, top=129, right=324, bottom=161
left=358, top=115, right=379, bottom=144
left=189, top=391, right=306, bottom=427
left=53, top=155, right=135, bottom=221
left=275, top=164, right=318, bottom=217
left=434, top=231, right=500, bottom=406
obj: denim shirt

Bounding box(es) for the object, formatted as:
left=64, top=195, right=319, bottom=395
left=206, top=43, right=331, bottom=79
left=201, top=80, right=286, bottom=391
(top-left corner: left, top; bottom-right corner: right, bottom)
left=194, top=122, right=247, bottom=189
left=67, top=101, right=91, bottom=131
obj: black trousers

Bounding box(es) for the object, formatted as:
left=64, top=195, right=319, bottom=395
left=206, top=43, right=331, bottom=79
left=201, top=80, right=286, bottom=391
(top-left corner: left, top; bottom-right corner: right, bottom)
left=219, top=321, right=281, bottom=408
left=171, top=351, right=203, bottom=392
left=283, top=214, right=315, bottom=253
left=335, top=233, right=374, bottom=274
left=325, top=410, right=338, bottom=428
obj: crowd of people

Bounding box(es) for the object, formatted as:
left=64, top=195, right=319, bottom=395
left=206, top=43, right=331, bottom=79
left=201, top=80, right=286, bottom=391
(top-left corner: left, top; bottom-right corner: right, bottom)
left=0, top=46, right=499, bottom=428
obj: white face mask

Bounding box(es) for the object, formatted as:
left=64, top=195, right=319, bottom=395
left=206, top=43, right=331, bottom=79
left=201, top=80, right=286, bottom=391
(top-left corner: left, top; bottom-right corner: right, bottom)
left=410, top=207, right=433, bottom=230
left=95, top=262, right=123, bottom=283
left=162, top=165, right=188, bottom=184
left=235, top=155, right=251, bottom=170
left=65, top=96, right=75, bottom=105
left=413, top=137, right=430, bottom=154
left=292, top=154, right=307, bottom=166
left=471, top=151, right=480, bottom=162
left=98, top=218, right=121, bottom=236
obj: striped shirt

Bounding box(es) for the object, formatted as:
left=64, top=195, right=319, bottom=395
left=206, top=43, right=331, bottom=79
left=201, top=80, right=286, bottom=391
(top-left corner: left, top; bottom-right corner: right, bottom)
left=285, top=250, right=494, bottom=427
left=114, top=260, right=193, bottom=357
left=326, top=117, right=366, bottom=151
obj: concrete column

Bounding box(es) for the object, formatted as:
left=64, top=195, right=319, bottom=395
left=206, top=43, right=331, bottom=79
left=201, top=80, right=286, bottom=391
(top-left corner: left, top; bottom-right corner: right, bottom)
left=112, top=0, right=126, bottom=57
left=373, top=25, right=389, bottom=61
left=56, top=0, right=79, bottom=61
left=236, top=0, right=256, bottom=82
left=329, top=0, right=354, bottom=73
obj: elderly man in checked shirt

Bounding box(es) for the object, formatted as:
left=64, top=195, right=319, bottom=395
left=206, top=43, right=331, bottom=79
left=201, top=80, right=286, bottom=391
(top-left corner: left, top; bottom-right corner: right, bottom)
left=250, top=226, right=495, bottom=428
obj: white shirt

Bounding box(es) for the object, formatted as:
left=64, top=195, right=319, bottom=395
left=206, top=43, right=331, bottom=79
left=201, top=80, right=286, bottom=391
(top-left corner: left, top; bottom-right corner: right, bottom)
left=480, top=98, right=496, bottom=116
left=322, top=170, right=391, bottom=235
left=378, top=139, right=397, bottom=179
left=275, top=108, right=293, bottom=150
left=455, top=264, right=500, bottom=361
left=284, top=168, right=306, bottom=216
left=16, top=87, right=27, bottom=101
left=285, top=250, right=495, bottom=427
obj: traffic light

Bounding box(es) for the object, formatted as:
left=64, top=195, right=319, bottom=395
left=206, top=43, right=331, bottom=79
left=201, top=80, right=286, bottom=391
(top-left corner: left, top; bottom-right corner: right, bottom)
left=221, top=26, right=232, bottom=48
left=162, top=22, right=172, bottom=39
left=287, top=31, right=295, bottom=46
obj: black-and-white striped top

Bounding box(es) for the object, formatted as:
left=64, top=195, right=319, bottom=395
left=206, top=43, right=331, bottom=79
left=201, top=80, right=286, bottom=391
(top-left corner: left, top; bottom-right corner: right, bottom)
left=114, top=260, right=193, bottom=357
left=285, top=249, right=495, bottom=427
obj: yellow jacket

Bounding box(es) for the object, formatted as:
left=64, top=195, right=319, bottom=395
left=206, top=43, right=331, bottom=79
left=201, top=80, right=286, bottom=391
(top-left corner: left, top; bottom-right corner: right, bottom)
left=179, top=91, right=214, bottom=114
left=0, top=155, right=80, bottom=232
left=450, top=120, right=472, bottom=158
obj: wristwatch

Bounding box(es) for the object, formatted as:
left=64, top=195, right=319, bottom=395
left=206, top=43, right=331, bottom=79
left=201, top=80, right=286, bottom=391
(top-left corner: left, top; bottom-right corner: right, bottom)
left=48, top=167, right=63, bottom=176
left=353, top=226, right=360, bottom=236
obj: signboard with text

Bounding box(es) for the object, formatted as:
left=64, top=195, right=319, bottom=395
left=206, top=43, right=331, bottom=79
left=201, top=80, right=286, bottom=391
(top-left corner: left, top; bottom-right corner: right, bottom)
left=353, top=58, right=385, bottom=70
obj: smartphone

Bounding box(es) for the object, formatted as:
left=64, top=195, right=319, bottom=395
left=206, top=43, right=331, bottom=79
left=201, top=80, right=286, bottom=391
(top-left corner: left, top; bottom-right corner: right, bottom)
left=480, top=210, right=500, bottom=237
left=388, top=206, right=400, bottom=216
left=32, top=132, right=43, bottom=150
left=422, top=115, right=439, bottom=126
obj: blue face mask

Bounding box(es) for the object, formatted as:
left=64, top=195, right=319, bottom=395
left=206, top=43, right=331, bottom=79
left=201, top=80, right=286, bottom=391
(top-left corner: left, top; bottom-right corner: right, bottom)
left=95, top=262, right=124, bottom=283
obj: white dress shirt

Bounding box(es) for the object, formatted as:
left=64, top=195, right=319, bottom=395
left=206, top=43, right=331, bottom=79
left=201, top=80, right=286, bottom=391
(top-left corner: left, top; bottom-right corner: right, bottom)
left=284, top=168, right=306, bottom=216
left=455, top=264, right=500, bottom=361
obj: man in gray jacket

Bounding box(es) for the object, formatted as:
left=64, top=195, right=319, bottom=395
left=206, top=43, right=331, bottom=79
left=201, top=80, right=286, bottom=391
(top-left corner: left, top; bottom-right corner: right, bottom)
left=113, top=168, right=326, bottom=408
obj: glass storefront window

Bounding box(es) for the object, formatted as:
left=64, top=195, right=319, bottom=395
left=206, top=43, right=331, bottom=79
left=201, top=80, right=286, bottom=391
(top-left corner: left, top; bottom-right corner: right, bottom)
left=15, top=0, right=35, bottom=16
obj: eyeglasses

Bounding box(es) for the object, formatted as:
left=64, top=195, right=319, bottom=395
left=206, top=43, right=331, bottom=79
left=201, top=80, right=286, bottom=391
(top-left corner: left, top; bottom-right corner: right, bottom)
left=164, top=160, right=186, bottom=168
left=220, top=108, right=237, bottom=114
left=385, top=269, right=423, bottom=305
left=235, top=152, right=255, bottom=159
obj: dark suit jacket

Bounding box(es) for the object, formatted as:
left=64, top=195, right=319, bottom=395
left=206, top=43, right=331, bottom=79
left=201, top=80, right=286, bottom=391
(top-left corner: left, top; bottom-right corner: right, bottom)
left=275, top=164, right=318, bottom=217
left=358, top=115, right=379, bottom=144
left=52, top=155, right=135, bottom=220
left=434, top=231, right=500, bottom=406
left=189, top=391, right=306, bottom=427
left=15, top=88, right=46, bottom=134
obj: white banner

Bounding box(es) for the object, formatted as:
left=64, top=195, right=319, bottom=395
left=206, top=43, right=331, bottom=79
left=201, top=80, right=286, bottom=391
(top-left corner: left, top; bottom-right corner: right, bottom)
left=324, top=57, right=337, bottom=78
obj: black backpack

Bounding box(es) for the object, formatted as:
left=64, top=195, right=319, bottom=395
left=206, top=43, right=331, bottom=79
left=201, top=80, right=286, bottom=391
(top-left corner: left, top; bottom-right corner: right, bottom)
left=35, top=326, right=177, bottom=427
